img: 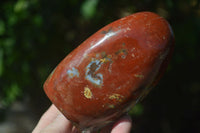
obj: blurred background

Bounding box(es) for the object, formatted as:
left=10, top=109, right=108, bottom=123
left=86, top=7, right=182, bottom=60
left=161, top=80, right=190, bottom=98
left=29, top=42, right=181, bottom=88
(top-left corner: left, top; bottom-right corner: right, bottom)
left=0, top=0, right=199, bottom=132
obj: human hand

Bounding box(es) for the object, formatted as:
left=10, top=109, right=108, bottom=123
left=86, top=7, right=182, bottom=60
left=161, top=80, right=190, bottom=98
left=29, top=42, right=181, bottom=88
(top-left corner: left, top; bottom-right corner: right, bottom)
left=32, top=104, right=132, bottom=133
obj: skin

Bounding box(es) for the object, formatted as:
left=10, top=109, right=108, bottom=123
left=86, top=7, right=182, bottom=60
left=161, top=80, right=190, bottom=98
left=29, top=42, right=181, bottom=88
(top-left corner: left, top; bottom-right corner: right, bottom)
left=32, top=104, right=132, bottom=133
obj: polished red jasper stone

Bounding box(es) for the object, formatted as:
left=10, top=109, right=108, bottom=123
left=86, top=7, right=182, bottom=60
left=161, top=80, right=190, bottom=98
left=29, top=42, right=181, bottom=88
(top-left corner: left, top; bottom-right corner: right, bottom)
left=44, top=12, right=174, bottom=130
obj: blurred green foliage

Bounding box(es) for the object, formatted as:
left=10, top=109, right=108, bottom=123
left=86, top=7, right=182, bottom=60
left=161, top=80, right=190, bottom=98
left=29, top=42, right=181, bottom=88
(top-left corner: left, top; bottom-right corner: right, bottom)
left=129, top=103, right=144, bottom=116
left=0, top=0, right=200, bottom=132
left=0, top=0, right=44, bottom=105
left=81, top=0, right=99, bottom=19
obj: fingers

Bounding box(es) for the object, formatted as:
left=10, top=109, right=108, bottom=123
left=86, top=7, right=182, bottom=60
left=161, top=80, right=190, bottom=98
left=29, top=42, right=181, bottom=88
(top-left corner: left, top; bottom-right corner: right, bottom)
left=100, top=115, right=132, bottom=133
left=111, top=115, right=132, bottom=133
left=32, top=104, right=60, bottom=133
left=39, top=113, right=73, bottom=133
left=33, top=104, right=132, bottom=133
left=32, top=104, right=75, bottom=133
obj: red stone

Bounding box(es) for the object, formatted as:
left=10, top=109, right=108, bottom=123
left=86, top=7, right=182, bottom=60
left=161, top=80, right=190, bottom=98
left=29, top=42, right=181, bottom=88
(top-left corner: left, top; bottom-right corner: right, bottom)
left=44, top=12, right=174, bottom=131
